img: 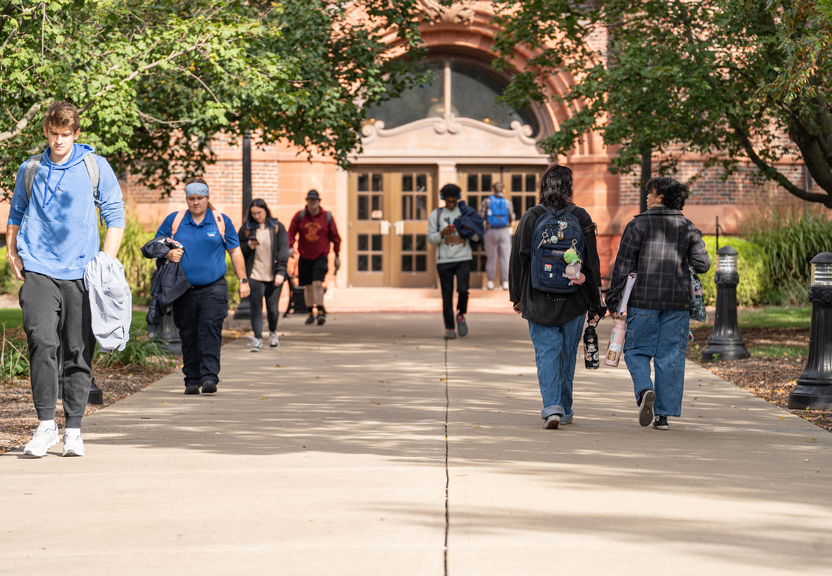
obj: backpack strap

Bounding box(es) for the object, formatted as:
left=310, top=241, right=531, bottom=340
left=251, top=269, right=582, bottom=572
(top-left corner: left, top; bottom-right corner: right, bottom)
left=325, top=210, right=332, bottom=225
left=170, top=210, right=187, bottom=237
left=299, top=209, right=306, bottom=221
left=23, top=154, right=43, bottom=200
left=83, top=155, right=103, bottom=226
left=299, top=209, right=332, bottom=225
left=552, top=204, right=577, bottom=218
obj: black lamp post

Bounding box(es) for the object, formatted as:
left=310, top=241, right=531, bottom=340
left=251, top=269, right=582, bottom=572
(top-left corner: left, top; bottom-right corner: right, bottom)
left=234, top=130, right=252, bottom=320
left=700, top=246, right=750, bottom=362
left=155, top=305, right=182, bottom=356
left=788, top=252, right=832, bottom=410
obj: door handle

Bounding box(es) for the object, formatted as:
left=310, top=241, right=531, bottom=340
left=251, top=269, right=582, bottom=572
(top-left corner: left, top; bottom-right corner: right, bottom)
left=380, top=220, right=391, bottom=235
left=393, top=221, right=405, bottom=235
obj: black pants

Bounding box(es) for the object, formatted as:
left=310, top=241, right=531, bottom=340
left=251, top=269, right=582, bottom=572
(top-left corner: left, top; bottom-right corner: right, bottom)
left=248, top=278, right=283, bottom=337
left=437, top=260, right=471, bottom=329
left=20, top=271, right=95, bottom=428
left=173, top=278, right=228, bottom=388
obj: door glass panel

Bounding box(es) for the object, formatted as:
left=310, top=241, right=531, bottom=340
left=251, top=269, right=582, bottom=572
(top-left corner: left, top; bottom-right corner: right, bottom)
left=511, top=175, right=522, bottom=192
left=467, top=174, right=477, bottom=193
left=372, top=174, right=383, bottom=191
left=358, top=174, right=369, bottom=192
left=356, top=233, right=383, bottom=273
left=416, top=234, right=427, bottom=251
left=402, top=173, right=429, bottom=221
left=358, top=255, right=368, bottom=271
left=402, top=255, right=413, bottom=272
left=416, top=254, right=427, bottom=272
left=402, top=174, right=413, bottom=192
left=402, top=235, right=413, bottom=251
left=372, top=234, right=382, bottom=251
left=372, top=255, right=382, bottom=271
left=481, top=174, right=492, bottom=192
left=357, top=172, right=384, bottom=220
left=526, top=174, right=536, bottom=192
left=358, top=234, right=368, bottom=251
left=358, top=196, right=369, bottom=220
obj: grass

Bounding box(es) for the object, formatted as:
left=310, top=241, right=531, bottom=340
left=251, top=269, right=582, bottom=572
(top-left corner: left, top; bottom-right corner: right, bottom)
left=750, top=345, right=808, bottom=359
left=737, top=306, right=811, bottom=329
left=0, top=309, right=148, bottom=332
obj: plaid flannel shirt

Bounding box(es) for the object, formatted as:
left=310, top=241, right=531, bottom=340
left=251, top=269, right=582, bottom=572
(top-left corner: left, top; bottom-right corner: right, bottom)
left=605, top=207, right=710, bottom=313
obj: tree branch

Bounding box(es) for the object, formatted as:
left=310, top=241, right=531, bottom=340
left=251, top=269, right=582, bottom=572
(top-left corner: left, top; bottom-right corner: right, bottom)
left=731, top=117, right=832, bottom=207
left=0, top=102, right=41, bottom=144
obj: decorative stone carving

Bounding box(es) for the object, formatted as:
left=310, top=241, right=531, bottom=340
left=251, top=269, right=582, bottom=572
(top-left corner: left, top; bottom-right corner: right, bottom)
left=418, top=0, right=476, bottom=25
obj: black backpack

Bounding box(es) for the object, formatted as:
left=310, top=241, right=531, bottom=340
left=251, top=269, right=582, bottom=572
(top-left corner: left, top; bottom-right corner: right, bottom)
left=530, top=205, right=585, bottom=294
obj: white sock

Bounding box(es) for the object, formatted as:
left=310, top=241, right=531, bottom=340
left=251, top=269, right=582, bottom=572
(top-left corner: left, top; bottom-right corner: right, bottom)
left=38, top=420, right=57, bottom=430
left=65, top=427, right=81, bottom=438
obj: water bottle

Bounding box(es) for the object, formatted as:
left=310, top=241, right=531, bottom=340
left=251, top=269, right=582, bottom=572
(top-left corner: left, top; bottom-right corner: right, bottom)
left=583, top=323, right=599, bottom=370
left=604, top=317, right=627, bottom=367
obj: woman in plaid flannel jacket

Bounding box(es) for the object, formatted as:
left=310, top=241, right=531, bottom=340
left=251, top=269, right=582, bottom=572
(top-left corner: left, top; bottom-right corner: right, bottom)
left=605, top=177, right=710, bottom=430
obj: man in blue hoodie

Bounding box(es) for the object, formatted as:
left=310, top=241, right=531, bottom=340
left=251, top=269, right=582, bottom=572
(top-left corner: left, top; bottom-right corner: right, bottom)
left=5, top=101, right=125, bottom=458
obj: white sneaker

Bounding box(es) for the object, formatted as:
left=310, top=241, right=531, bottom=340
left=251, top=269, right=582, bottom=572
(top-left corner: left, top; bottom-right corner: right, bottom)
left=486, top=281, right=494, bottom=290
left=269, top=332, right=279, bottom=348
left=62, top=434, right=85, bottom=457
left=502, top=281, right=509, bottom=290
left=543, top=415, right=561, bottom=429
left=23, top=422, right=59, bottom=457
left=250, top=338, right=263, bottom=352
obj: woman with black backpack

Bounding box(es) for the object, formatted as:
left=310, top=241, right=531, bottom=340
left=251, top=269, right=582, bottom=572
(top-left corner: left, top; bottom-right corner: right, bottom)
left=508, top=165, right=605, bottom=429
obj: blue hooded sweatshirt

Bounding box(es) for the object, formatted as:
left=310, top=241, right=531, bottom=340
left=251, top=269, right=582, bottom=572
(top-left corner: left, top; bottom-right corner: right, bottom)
left=7, top=143, right=125, bottom=281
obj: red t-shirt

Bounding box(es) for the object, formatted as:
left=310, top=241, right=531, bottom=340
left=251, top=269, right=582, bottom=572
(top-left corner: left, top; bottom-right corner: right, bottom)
left=288, top=209, right=341, bottom=260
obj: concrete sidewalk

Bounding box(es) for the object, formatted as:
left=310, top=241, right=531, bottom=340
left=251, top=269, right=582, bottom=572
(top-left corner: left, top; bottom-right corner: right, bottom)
left=2, top=314, right=831, bottom=575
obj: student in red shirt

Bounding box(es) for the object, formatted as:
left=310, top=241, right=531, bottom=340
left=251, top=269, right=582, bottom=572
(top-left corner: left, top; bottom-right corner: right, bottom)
left=287, top=190, right=341, bottom=324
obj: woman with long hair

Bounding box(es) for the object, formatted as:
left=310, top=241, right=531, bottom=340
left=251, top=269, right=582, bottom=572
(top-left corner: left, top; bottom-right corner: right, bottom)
left=605, top=177, right=710, bottom=430
left=508, top=165, right=605, bottom=429
left=155, top=178, right=250, bottom=394
left=238, top=199, right=290, bottom=351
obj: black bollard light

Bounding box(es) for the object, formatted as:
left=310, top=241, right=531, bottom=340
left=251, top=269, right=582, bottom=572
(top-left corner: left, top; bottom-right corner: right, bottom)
left=156, top=304, right=182, bottom=356
left=234, top=130, right=252, bottom=321
left=788, top=252, right=832, bottom=410
left=700, top=246, right=750, bottom=362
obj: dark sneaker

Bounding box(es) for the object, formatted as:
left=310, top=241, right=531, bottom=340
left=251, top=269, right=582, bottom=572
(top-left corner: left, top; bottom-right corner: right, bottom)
left=305, top=314, right=315, bottom=325
left=184, top=385, right=200, bottom=395
left=444, top=329, right=457, bottom=340
left=456, top=313, right=468, bottom=337
left=638, top=389, right=655, bottom=427
left=202, top=381, right=218, bottom=394
left=317, top=312, right=327, bottom=325
left=543, top=415, right=560, bottom=429
left=653, top=415, right=669, bottom=430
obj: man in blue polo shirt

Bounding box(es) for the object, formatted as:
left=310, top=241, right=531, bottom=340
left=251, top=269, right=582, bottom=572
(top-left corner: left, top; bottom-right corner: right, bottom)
left=155, top=178, right=250, bottom=395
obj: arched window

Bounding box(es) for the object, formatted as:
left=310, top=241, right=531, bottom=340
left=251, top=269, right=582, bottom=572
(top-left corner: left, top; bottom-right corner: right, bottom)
left=364, top=57, right=540, bottom=136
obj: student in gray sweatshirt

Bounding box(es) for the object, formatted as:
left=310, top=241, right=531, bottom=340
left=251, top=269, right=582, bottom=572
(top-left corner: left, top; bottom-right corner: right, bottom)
left=427, top=184, right=483, bottom=339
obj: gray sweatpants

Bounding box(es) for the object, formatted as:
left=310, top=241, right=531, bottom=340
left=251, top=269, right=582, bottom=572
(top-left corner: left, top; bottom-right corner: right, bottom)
left=484, top=227, right=512, bottom=284
left=20, top=271, right=95, bottom=428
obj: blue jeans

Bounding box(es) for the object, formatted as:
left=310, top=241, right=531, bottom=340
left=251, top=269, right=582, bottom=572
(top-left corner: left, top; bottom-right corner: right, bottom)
left=623, top=307, right=689, bottom=418
left=528, top=315, right=584, bottom=420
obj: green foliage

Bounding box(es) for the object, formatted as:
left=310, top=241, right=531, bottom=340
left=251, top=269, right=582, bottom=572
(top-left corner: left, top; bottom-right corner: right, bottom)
left=225, top=253, right=239, bottom=309
left=94, top=330, right=175, bottom=369
left=750, top=345, right=808, bottom=359
left=699, top=237, right=769, bottom=307
left=0, top=247, right=23, bottom=295
left=738, top=306, right=812, bottom=329
left=0, top=1, right=426, bottom=197
left=493, top=0, right=832, bottom=207
left=0, top=324, right=29, bottom=382
left=741, top=203, right=832, bottom=304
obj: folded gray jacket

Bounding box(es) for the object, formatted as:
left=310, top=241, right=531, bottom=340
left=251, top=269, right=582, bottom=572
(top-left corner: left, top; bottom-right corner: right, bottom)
left=84, top=252, right=132, bottom=353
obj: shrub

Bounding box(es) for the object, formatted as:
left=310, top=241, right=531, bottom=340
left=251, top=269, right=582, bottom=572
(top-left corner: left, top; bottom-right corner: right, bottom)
left=0, top=247, right=24, bottom=295
left=94, top=330, right=175, bottom=369
left=225, top=253, right=240, bottom=309
left=0, top=324, right=29, bottom=382
left=699, top=236, right=768, bottom=307
left=740, top=202, right=832, bottom=305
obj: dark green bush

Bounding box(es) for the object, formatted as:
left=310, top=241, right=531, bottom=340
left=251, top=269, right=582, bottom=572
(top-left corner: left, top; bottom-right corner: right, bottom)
left=740, top=203, right=832, bottom=305
left=94, top=330, right=175, bottom=369
left=0, top=247, right=24, bottom=295
left=0, top=324, right=29, bottom=382
left=699, top=236, right=768, bottom=307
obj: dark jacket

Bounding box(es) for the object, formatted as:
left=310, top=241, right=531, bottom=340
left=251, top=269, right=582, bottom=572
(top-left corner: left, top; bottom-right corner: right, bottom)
left=509, top=204, right=605, bottom=326
left=605, top=206, right=711, bottom=313
left=453, top=200, right=485, bottom=250
left=238, top=218, right=290, bottom=279
left=141, top=237, right=192, bottom=327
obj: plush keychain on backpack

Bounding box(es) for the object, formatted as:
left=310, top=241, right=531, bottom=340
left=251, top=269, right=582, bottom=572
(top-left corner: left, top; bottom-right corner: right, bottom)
left=562, top=245, right=586, bottom=286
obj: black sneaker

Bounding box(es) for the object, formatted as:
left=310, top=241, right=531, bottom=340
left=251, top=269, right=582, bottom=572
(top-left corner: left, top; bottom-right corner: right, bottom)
left=317, top=312, right=326, bottom=325
left=444, top=329, right=457, bottom=340
left=305, top=314, right=315, bottom=325
left=184, top=385, right=200, bottom=395
left=653, top=415, right=669, bottom=430
left=202, top=381, right=218, bottom=394
left=638, top=389, right=655, bottom=427
left=456, top=313, right=468, bottom=337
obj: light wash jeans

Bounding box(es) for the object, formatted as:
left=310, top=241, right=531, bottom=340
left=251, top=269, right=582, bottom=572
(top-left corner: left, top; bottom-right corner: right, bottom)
left=528, top=315, right=585, bottom=420
left=623, top=307, right=690, bottom=418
